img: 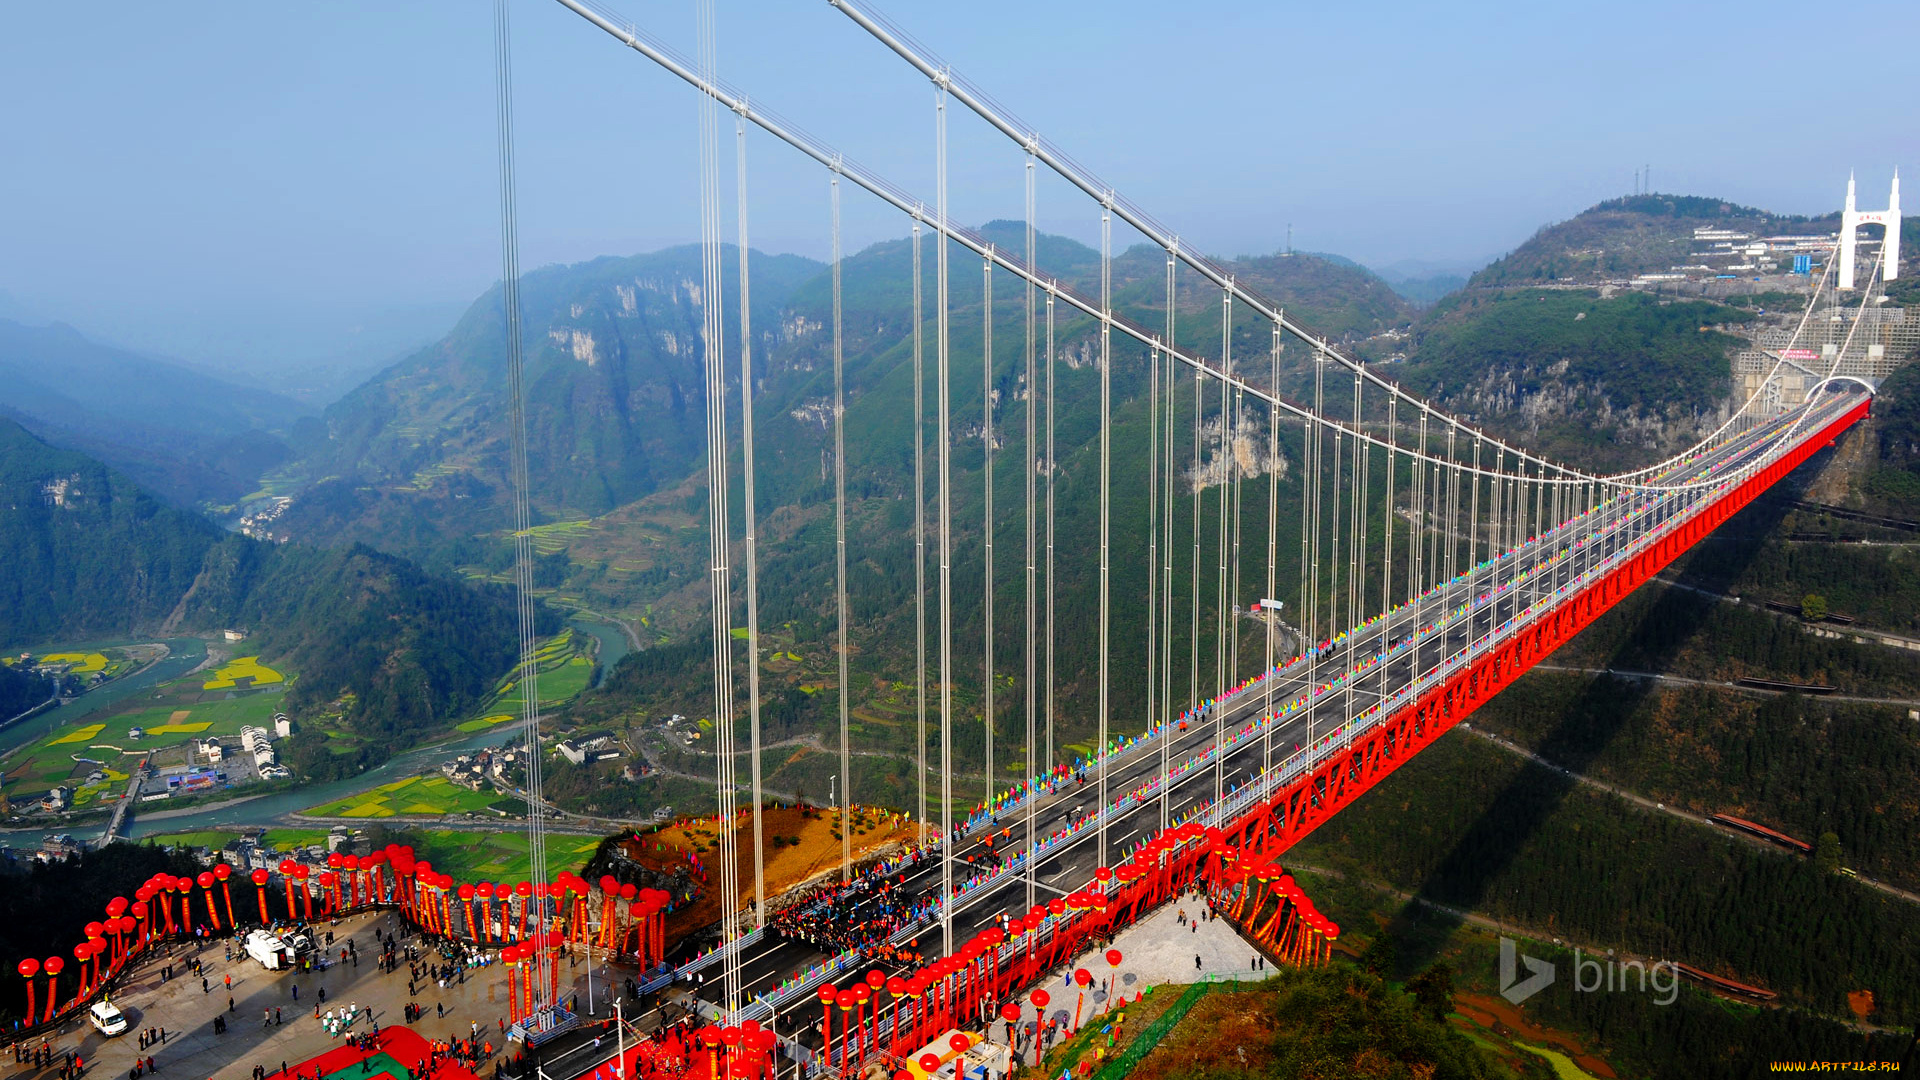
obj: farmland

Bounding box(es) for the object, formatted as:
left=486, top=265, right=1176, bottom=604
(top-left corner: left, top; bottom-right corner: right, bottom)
left=302, top=774, right=506, bottom=820
left=201, top=655, right=285, bottom=690
left=1, top=668, right=290, bottom=798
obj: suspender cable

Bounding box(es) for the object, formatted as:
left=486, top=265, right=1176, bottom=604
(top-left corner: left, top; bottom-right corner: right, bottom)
left=1216, top=292, right=1231, bottom=707
left=1022, top=155, right=1037, bottom=910
left=491, top=0, right=553, bottom=1013
left=1044, top=287, right=1056, bottom=782
left=831, top=170, right=852, bottom=882
left=913, top=221, right=928, bottom=845
left=1146, top=318, right=1161, bottom=818
left=1380, top=396, right=1395, bottom=710
left=934, top=84, right=955, bottom=957
left=1214, top=290, right=1230, bottom=805
left=982, top=254, right=995, bottom=806
left=1159, top=254, right=1177, bottom=832
left=735, top=112, right=766, bottom=927
left=692, top=0, right=740, bottom=1018
left=1443, top=425, right=1458, bottom=584
left=1305, top=354, right=1323, bottom=754
left=1230, top=380, right=1243, bottom=689
left=1190, top=321, right=1203, bottom=761
left=1345, top=371, right=1362, bottom=742
left=1096, top=202, right=1112, bottom=869
left=1263, top=324, right=1279, bottom=781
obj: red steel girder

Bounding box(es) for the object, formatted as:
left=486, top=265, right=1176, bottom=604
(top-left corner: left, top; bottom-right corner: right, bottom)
left=1222, top=399, right=1870, bottom=859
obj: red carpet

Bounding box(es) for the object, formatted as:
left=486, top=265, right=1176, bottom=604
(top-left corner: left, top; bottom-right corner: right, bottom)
left=271, top=1026, right=482, bottom=1080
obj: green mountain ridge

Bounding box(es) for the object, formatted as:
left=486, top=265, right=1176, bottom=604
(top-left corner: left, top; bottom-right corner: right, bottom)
left=0, top=418, right=542, bottom=774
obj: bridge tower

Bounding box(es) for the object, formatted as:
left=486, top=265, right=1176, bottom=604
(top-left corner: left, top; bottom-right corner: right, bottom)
left=1838, top=171, right=1901, bottom=289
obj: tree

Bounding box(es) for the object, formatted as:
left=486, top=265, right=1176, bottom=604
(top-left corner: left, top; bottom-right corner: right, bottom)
left=1359, top=933, right=1398, bottom=977
left=1801, top=594, right=1829, bottom=622
left=1406, top=962, right=1456, bottom=1022
left=1815, top=831, right=1843, bottom=875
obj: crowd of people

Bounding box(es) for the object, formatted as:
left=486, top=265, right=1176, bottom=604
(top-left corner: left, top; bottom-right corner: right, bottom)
left=766, top=853, right=934, bottom=957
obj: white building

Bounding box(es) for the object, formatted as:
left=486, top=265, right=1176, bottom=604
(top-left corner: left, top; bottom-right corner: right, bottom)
left=240, top=725, right=276, bottom=769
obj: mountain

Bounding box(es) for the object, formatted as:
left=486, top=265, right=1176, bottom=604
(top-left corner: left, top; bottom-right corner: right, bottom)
left=270, top=231, right=1416, bottom=563
left=1370, top=257, right=1485, bottom=307
left=0, top=319, right=307, bottom=507
left=1394, top=288, right=1749, bottom=470
left=1468, top=194, right=1833, bottom=287
left=0, top=419, right=542, bottom=771
left=270, top=245, right=825, bottom=559
left=0, top=418, right=227, bottom=643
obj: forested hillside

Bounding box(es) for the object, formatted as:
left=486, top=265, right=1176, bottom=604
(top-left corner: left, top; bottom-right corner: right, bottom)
left=1394, top=288, right=1745, bottom=470
left=0, top=420, right=539, bottom=767
left=0, top=664, right=51, bottom=719
left=0, top=418, right=225, bottom=643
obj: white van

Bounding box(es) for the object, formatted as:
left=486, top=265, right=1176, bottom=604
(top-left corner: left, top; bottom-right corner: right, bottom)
left=88, top=1000, right=129, bottom=1037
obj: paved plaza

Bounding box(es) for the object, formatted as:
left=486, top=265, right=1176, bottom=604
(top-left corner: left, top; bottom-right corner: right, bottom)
left=4, top=912, right=626, bottom=1080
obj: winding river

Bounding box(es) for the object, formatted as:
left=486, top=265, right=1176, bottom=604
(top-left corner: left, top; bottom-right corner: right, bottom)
left=3, top=615, right=634, bottom=842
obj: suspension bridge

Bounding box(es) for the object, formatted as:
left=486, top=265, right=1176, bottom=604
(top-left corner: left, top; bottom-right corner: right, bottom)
left=496, top=0, right=1900, bottom=1074
left=7, top=2, right=1899, bottom=1078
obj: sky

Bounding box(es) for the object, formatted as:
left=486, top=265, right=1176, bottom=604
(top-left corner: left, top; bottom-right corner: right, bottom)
left=2, top=0, right=1914, bottom=382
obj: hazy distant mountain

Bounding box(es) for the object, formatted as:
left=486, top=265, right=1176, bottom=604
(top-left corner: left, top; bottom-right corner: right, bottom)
left=1369, top=257, right=1489, bottom=307
left=0, top=319, right=309, bottom=507
left=0, top=292, right=467, bottom=407
left=0, top=319, right=307, bottom=435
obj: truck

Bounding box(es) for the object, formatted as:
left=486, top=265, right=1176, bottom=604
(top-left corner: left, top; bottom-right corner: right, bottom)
left=243, top=928, right=314, bottom=971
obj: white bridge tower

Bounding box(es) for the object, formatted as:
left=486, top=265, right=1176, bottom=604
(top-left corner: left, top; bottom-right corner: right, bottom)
left=1839, top=171, right=1900, bottom=290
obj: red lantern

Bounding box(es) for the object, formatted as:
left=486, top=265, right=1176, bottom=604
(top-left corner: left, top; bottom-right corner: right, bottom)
left=947, top=1033, right=970, bottom=1053
left=1105, top=949, right=1123, bottom=967
left=1000, top=1003, right=1020, bottom=1022
left=16, top=958, right=37, bottom=1025
left=40, top=956, right=62, bottom=1024
left=918, top=1055, right=941, bottom=1073
left=251, top=867, right=271, bottom=924
left=1073, top=968, right=1091, bottom=986
left=1030, top=989, right=1050, bottom=1008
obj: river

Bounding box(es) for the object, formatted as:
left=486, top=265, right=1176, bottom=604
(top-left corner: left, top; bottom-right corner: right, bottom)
left=567, top=614, right=631, bottom=687
left=4, top=615, right=637, bottom=840
left=0, top=636, right=210, bottom=758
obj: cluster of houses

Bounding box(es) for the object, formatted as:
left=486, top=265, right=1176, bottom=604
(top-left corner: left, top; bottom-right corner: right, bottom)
left=209, top=826, right=369, bottom=872
left=439, top=746, right=526, bottom=791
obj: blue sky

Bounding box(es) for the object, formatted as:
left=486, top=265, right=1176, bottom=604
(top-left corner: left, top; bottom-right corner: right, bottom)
left=1, top=0, right=1913, bottom=376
